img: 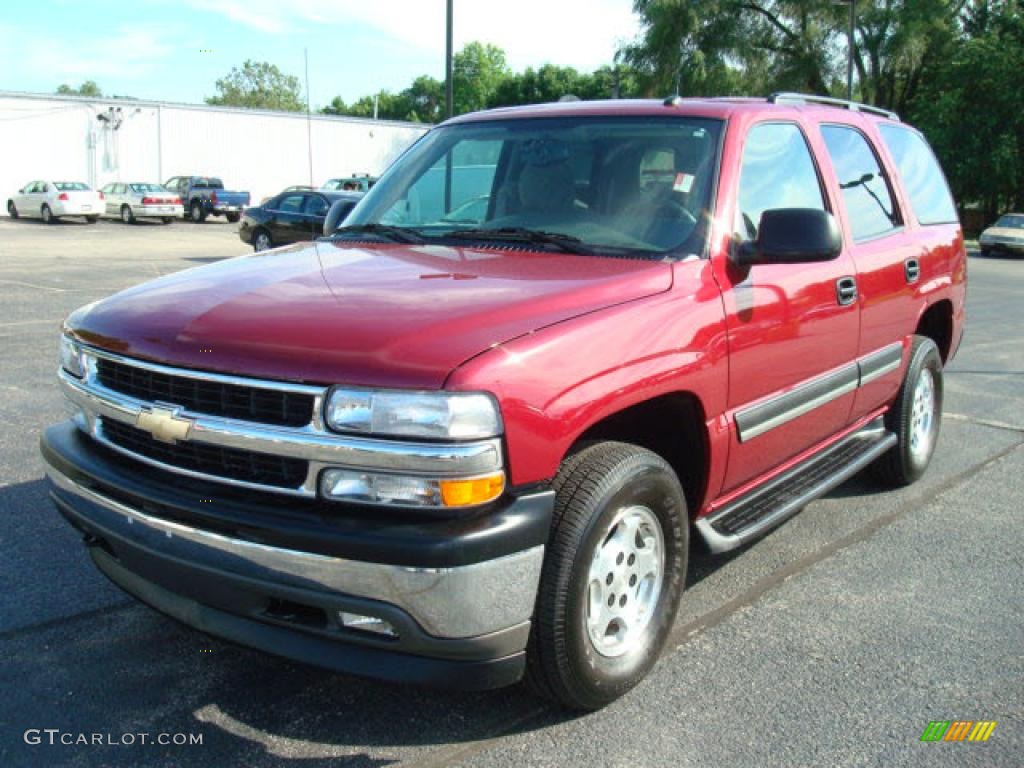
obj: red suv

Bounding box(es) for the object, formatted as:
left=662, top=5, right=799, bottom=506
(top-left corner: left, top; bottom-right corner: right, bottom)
left=43, top=93, right=965, bottom=710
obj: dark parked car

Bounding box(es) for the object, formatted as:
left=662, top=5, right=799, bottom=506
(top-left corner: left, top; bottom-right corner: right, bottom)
left=239, top=190, right=363, bottom=251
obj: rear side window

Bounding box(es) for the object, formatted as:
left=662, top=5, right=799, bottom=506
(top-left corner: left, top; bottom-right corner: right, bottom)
left=820, top=125, right=901, bottom=242
left=878, top=125, right=957, bottom=225
left=736, top=123, right=826, bottom=240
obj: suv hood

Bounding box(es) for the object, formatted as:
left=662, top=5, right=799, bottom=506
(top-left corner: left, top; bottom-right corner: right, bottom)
left=67, top=240, right=672, bottom=388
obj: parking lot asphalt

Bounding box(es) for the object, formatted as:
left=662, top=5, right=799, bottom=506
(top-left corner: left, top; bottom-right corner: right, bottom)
left=0, top=217, right=1020, bottom=767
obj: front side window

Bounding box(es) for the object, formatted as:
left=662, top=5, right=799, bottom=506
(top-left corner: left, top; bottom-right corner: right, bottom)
left=821, top=125, right=901, bottom=241
left=877, top=125, right=957, bottom=226
left=347, top=116, right=723, bottom=258
left=736, top=122, right=826, bottom=241
left=276, top=194, right=305, bottom=213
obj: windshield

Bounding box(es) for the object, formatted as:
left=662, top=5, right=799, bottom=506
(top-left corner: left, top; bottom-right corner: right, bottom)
left=54, top=182, right=89, bottom=191
left=995, top=214, right=1024, bottom=229
left=130, top=183, right=168, bottom=193
left=346, top=116, right=723, bottom=257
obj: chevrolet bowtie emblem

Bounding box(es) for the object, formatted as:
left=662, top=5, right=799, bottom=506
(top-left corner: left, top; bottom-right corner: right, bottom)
left=136, top=406, right=193, bottom=444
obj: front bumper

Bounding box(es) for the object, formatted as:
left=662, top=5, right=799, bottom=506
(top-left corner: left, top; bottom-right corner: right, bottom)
left=979, top=238, right=1024, bottom=254
left=41, top=422, right=553, bottom=689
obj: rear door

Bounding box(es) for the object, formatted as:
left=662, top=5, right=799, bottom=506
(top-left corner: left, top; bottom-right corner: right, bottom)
left=269, top=193, right=307, bottom=243
left=714, top=119, right=861, bottom=493
left=815, top=121, right=920, bottom=418
left=301, top=193, right=331, bottom=239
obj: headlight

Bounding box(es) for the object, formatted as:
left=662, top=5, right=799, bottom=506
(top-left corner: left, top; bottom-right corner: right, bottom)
left=325, top=388, right=502, bottom=439
left=60, top=336, right=85, bottom=378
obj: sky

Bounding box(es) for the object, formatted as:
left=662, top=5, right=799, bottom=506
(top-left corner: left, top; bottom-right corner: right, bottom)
left=0, top=0, right=643, bottom=109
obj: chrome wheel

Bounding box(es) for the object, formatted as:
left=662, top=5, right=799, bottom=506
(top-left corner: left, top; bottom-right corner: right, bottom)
left=254, top=231, right=272, bottom=251
left=909, top=367, right=936, bottom=464
left=585, top=504, right=664, bottom=658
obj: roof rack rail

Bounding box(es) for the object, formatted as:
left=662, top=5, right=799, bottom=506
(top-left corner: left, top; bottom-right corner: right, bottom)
left=768, top=92, right=899, bottom=121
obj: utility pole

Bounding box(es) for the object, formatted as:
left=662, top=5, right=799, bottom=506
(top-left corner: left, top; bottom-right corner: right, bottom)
left=445, top=0, right=454, bottom=118
left=847, top=0, right=855, bottom=100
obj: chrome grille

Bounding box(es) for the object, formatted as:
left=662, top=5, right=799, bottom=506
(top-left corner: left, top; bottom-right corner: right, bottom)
left=101, top=419, right=309, bottom=489
left=96, top=357, right=315, bottom=427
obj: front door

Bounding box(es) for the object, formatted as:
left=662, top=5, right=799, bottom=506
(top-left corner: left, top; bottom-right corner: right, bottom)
left=714, top=120, right=861, bottom=493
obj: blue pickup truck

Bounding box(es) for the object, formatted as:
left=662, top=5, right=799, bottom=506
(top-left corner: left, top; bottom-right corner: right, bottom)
left=163, top=176, right=250, bottom=223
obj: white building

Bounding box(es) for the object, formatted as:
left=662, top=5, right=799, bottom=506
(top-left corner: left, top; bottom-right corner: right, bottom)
left=0, top=91, right=429, bottom=205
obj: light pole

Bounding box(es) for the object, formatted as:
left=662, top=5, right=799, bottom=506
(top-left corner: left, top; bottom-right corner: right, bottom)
left=445, top=0, right=453, bottom=118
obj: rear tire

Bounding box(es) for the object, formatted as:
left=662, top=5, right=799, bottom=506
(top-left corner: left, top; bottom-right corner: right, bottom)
left=41, top=204, right=55, bottom=224
left=161, top=217, right=173, bottom=224
left=190, top=202, right=207, bottom=223
left=85, top=216, right=98, bottom=224
left=226, top=212, right=241, bottom=223
left=526, top=441, right=688, bottom=711
left=120, top=205, right=135, bottom=224
left=7, top=200, right=17, bottom=218
left=872, top=336, right=943, bottom=487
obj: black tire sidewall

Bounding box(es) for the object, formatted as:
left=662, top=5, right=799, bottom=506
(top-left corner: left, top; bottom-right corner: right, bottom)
left=42, top=205, right=52, bottom=223
left=554, top=452, right=687, bottom=707
left=121, top=205, right=133, bottom=224
left=891, top=338, right=943, bottom=482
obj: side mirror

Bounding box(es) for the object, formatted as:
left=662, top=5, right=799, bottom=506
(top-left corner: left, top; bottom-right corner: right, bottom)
left=323, top=200, right=353, bottom=236
left=735, top=208, right=842, bottom=267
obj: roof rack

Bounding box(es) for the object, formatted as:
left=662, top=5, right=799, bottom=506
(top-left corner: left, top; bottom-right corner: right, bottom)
left=768, top=92, right=899, bottom=121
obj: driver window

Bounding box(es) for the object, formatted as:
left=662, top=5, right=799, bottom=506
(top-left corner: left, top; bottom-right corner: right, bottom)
left=737, top=123, right=826, bottom=241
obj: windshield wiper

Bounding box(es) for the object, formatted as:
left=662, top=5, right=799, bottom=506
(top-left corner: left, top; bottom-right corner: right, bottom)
left=330, top=224, right=425, bottom=244
left=444, top=227, right=594, bottom=255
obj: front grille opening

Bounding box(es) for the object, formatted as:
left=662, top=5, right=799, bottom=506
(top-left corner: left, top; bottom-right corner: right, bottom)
left=263, top=599, right=328, bottom=629
left=101, top=419, right=308, bottom=489
left=95, top=358, right=315, bottom=427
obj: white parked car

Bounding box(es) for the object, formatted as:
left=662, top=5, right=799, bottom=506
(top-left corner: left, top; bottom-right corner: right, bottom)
left=6, top=181, right=104, bottom=224
left=99, top=182, right=183, bottom=224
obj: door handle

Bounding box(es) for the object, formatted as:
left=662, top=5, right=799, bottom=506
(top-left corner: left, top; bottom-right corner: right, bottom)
left=836, top=276, right=858, bottom=306
left=904, top=258, right=920, bottom=284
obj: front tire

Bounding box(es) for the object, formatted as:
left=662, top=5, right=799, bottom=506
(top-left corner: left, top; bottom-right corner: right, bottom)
left=7, top=200, right=17, bottom=218
left=526, top=442, right=688, bottom=710
left=226, top=212, right=241, bottom=223
left=85, top=216, right=98, bottom=224
left=872, top=336, right=943, bottom=486
left=41, top=204, right=55, bottom=224
left=120, top=205, right=135, bottom=224
left=190, top=202, right=207, bottom=223
left=252, top=228, right=273, bottom=252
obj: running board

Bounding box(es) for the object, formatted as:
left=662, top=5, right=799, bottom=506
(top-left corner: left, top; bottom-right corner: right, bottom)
left=696, top=418, right=897, bottom=554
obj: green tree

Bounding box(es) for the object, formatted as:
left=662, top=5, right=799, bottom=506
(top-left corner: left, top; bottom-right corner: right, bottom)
left=910, top=1, right=1024, bottom=218
left=56, top=80, right=102, bottom=97
left=621, top=0, right=960, bottom=112
left=206, top=60, right=304, bottom=111
left=453, top=42, right=509, bottom=114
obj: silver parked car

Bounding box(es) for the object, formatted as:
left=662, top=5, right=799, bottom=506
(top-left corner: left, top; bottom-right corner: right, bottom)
left=99, top=182, right=183, bottom=224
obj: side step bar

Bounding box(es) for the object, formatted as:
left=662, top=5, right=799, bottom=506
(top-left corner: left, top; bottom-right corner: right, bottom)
left=696, top=417, right=897, bottom=554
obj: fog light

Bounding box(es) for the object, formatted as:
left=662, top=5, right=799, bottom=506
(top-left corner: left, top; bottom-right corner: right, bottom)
left=339, top=611, right=396, bottom=637
left=320, top=468, right=504, bottom=508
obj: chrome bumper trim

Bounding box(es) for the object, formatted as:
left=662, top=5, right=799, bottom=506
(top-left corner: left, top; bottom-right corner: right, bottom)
left=46, top=466, right=543, bottom=639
